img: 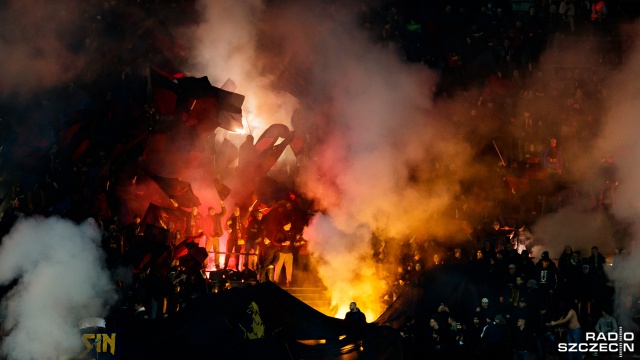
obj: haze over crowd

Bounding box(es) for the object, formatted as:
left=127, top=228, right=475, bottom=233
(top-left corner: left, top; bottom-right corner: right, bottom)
left=1, top=0, right=640, bottom=358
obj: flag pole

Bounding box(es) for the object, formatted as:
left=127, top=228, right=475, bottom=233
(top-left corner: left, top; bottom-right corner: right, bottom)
left=492, top=140, right=507, bottom=166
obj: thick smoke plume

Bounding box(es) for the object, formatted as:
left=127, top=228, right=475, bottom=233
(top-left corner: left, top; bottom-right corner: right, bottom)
left=188, top=0, right=508, bottom=317
left=187, top=0, right=299, bottom=134
left=249, top=1, right=479, bottom=316
left=184, top=0, right=640, bottom=322
left=0, top=217, right=116, bottom=360
left=524, top=22, right=640, bottom=327
left=587, top=22, right=640, bottom=328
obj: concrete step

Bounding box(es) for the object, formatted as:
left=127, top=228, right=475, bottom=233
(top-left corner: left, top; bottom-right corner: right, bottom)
left=284, top=286, right=333, bottom=315
left=286, top=286, right=329, bottom=295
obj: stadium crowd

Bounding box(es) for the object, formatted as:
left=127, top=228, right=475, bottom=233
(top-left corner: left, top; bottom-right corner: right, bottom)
left=0, top=0, right=639, bottom=359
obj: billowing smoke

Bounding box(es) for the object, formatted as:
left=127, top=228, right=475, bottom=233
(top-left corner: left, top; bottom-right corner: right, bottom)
left=524, top=22, right=640, bottom=326
left=188, top=0, right=500, bottom=317
left=0, top=0, right=86, bottom=99
left=516, top=36, right=625, bottom=259
left=0, top=217, right=116, bottom=360
left=587, top=22, right=640, bottom=328
left=183, top=0, right=640, bottom=321
left=187, top=0, right=299, bottom=134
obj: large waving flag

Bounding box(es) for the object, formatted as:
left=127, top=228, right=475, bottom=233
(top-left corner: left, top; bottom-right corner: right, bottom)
left=253, top=131, right=295, bottom=177
left=254, top=124, right=291, bottom=152
left=215, top=138, right=239, bottom=173
left=148, top=68, right=245, bottom=133
left=140, top=203, right=187, bottom=234
left=213, top=178, right=232, bottom=201
left=149, top=66, right=180, bottom=117
left=289, top=131, right=305, bottom=157
left=177, top=76, right=245, bottom=132
left=145, top=172, right=201, bottom=208
left=230, top=125, right=295, bottom=203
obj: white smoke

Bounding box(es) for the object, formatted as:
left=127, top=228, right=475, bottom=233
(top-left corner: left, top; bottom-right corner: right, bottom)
left=187, top=0, right=298, bottom=134
left=188, top=0, right=479, bottom=317
left=185, top=0, right=640, bottom=322
left=0, top=217, right=116, bottom=360
left=590, top=22, right=640, bottom=328
left=529, top=22, right=640, bottom=327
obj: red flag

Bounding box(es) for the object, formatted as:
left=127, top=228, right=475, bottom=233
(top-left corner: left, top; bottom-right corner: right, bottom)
left=72, top=139, right=91, bottom=161
left=140, top=203, right=187, bottom=234
left=172, top=240, right=208, bottom=270
left=185, top=97, right=217, bottom=129
left=217, top=107, right=243, bottom=133
left=150, top=67, right=180, bottom=117
left=146, top=172, right=201, bottom=208
left=254, top=124, right=290, bottom=152
left=289, top=131, right=305, bottom=157
left=232, top=131, right=294, bottom=202
left=220, top=78, right=237, bottom=92
left=143, top=224, right=170, bottom=244
left=152, top=88, right=178, bottom=115
left=173, top=232, right=205, bottom=249
left=215, top=138, right=239, bottom=172
left=58, top=116, right=95, bottom=160
left=213, top=178, right=231, bottom=201
left=177, top=76, right=245, bottom=132
left=253, top=133, right=294, bottom=177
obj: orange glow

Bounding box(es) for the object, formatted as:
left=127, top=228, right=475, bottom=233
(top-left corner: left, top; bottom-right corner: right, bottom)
left=228, top=126, right=246, bottom=134
left=331, top=286, right=382, bottom=323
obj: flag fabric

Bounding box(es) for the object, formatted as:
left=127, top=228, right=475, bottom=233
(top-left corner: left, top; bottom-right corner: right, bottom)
left=230, top=128, right=294, bottom=202
left=254, top=124, right=290, bottom=153
left=253, top=132, right=294, bottom=177
left=58, top=115, right=95, bottom=160
left=255, top=176, right=291, bottom=208
left=173, top=232, right=205, bottom=251
left=149, top=68, right=245, bottom=133
left=217, top=106, right=243, bottom=133
left=184, top=97, right=217, bottom=129
left=220, top=78, right=238, bottom=92
left=140, top=203, right=187, bottom=234
left=289, top=131, right=305, bottom=157
left=172, top=240, right=208, bottom=272
left=177, top=76, right=245, bottom=132
left=215, top=138, right=239, bottom=173
left=149, top=67, right=180, bottom=116
left=145, top=172, right=201, bottom=208
left=143, top=224, right=170, bottom=244
left=213, top=178, right=232, bottom=201
left=215, top=85, right=244, bottom=132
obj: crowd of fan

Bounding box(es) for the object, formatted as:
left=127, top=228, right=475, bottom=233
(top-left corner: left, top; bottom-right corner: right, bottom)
left=364, top=0, right=624, bottom=78
left=96, top=195, right=313, bottom=323
left=0, top=0, right=638, bottom=347
left=382, top=234, right=628, bottom=359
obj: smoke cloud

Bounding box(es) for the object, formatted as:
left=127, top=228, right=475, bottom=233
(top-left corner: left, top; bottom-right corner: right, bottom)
left=589, top=23, right=640, bottom=327
left=0, top=217, right=116, bottom=360
left=187, top=0, right=299, bottom=135
left=4, top=0, right=639, bottom=332
left=145, top=0, right=640, bottom=322
left=0, top=0, right=86, bottom=99
left=242, top=1, right=481, bottom=316
left=522, top=22, right=640, bottom=326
